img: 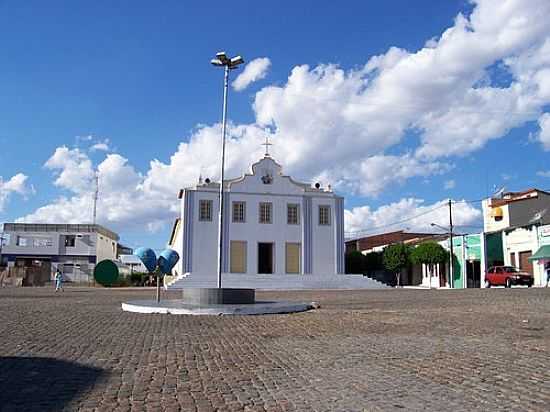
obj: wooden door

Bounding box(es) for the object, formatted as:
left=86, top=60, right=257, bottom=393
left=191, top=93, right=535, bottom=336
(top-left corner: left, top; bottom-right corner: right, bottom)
left=285, top=243, right=301, bottom=274
left=230, top=241, right=247, bottom=273
left=519, top=251, right=533, bottom=274
left=510, top=253, right=516, bottom=268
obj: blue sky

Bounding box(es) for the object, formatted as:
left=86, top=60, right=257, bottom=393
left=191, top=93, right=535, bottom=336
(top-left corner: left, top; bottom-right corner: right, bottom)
left=1, top=0, right=550, bottom=250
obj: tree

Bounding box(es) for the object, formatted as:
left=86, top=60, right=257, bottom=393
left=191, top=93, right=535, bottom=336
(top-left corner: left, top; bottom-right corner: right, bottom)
left=345, top=251, right=365, bottom=274
left=410, top=242, right=448, bottom=287
left=410, top=242, right=448, bottom=265
left=383, top=244, right=411, bottom=286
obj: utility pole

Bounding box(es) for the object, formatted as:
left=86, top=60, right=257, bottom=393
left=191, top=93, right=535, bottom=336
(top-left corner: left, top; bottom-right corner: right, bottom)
left=449, top=199, right=454, bottom=289
left=0, top=224, right=5, bottom=267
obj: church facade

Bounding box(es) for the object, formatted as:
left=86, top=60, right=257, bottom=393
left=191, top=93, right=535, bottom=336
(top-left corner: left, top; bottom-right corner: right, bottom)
left=167, top=156, right=346, bottom=285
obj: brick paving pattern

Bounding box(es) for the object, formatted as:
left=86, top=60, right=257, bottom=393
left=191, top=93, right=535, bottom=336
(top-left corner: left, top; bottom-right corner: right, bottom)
left=1, top=287, right=549, bottom=411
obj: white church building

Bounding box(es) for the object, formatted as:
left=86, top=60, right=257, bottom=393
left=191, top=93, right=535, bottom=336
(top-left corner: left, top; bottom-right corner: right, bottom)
left=166, top=155, right=386, bottom=289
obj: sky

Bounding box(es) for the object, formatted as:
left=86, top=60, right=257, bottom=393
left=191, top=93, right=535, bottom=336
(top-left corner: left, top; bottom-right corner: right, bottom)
left=1, top=0, right=550, bottom=250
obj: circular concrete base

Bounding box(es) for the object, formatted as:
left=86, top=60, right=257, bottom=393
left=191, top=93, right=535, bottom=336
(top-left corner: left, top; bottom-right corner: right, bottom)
left=121, top=300, right=316, bottom=316
left=182, top=288, right=255, bottom=305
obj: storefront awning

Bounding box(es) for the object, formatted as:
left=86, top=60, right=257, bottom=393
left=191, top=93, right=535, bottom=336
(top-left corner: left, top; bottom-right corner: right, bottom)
left=529, top=245, right=550, bottom=261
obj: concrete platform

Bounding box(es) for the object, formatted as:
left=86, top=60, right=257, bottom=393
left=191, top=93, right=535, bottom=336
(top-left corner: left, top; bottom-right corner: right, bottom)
left=121, top=299, right=317, bottom=315
left=182, top=288, right=255, bottom=304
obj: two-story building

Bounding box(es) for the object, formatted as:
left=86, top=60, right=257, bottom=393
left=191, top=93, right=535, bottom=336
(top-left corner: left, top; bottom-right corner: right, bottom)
left=482, top=188, right=550, bottom=286
left=0, top=223, right=119, bottom=284
left=166, top=155, right=386, bottom=290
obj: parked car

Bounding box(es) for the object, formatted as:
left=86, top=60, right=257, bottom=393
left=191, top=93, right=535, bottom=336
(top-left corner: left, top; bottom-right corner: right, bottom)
left=485, top=266, right=533, bottom=288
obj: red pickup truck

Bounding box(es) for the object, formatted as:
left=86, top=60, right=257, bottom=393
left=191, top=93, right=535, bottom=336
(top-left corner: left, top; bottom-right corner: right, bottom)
left=485, top=266, right=533, bottom=288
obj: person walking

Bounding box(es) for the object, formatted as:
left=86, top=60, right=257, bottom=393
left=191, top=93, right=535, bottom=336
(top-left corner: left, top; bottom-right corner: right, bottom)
left=545, top=261, right=550, bottom=288
left=54, top=268, right=64, bottom=292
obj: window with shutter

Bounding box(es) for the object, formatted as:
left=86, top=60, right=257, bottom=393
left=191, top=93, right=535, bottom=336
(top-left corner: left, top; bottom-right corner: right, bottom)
left=259, top=202, right=272, bottom=224
left=319, top=205, right=331, bottom=225
left=199, top=200, right=213, bottom=221
left=232, top=202, right=246, bottom=223
left=287, top=204, right=299, bottom=225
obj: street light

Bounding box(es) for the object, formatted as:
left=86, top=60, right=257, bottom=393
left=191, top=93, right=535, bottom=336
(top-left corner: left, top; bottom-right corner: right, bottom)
left=211, top=51, right=245, bottom=289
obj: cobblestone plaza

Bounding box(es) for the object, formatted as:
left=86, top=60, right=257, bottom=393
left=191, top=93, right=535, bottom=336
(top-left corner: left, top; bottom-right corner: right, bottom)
left=1, top=287, right=549, bottom=411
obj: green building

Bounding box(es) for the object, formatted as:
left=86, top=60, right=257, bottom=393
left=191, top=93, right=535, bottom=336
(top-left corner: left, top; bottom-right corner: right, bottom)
left=448, top=232, right=504, bottom=288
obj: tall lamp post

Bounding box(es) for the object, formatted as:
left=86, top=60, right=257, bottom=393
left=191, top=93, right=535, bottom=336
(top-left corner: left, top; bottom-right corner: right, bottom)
left=211, top=52, right=244, bottom=289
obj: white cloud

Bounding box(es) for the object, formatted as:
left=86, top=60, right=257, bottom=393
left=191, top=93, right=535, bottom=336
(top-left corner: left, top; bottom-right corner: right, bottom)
left=18, top=150, right=172, bottom=233
left=142, top=123, right=269, bottom=199
left=75, top=135, right=93, bottom=143
left=537, top=170, right=550, bottom=178
left=45, top=146, right=94, bottom=193
left=444, top=180, right=456, bottom=190
left=344, top=198, right=482, bottom=237
left=232, top=57, right=271, bottom=91
left=314, top=154, right=450, bottom=197
left=90, top=139, right=111, bottom=152
left=501, top=173, right=516, bottom=181
left=536, top=112, right=550, bottom=150
left=0, top=173, right=31, bottom=212
left=17, top=0, right=550, bottom=234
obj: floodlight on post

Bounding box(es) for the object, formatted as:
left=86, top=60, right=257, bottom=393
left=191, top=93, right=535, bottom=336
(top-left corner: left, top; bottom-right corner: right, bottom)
left=216, top=51, right=228, bottom=63
left=212, top=51, right=245, bottom=289
left=230, top=56, right=244, bottom=66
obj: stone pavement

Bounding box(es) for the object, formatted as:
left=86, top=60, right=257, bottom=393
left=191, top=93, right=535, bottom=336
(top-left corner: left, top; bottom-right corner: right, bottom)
left=0, top=287, right=549, bottom=411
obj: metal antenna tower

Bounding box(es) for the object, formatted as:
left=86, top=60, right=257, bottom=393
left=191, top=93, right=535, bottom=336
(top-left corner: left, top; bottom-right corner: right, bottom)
left=92, top=172, right=99, bottom=225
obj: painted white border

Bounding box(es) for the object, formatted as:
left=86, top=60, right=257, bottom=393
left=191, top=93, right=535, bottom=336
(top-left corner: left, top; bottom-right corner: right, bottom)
left=121, top=300, right=314, bottom=316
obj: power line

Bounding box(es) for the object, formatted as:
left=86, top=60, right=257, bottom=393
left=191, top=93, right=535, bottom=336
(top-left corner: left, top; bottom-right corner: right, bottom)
left=345, top=203, right=447, bottom=236
left=453, top=224, right=483, bottom=228
left=453, top=198, right=484, bottom=204
left=344, top=196, right=489, bottom=238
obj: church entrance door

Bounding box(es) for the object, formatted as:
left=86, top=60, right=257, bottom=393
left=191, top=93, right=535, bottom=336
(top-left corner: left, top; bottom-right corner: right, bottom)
left=258, top=243, right=274, bottom=274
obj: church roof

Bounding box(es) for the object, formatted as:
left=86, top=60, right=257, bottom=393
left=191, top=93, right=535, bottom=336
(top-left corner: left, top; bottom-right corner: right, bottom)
left=180, top=155, right=336, bottom=195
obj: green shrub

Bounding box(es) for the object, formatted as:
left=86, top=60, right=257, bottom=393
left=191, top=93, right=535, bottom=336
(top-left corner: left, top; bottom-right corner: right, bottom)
left=128, top=272, right=151, bottom=286
left=364, top=251, right=384, bottom=271
left=111, top=277, right=130, bottom=287
left=345, top=251, right=365, bottom=274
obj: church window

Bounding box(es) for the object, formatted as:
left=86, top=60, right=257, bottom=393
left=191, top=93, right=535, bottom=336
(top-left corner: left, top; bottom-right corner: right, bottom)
left=232, top=201, right=246, bottom=223
left=287, top=204, right=299, bottom=225
left=319, top=205, right=331, bottom=226
left=259, top=202, right=272, bottom=224
left=199, top=200, right=213, bottom=221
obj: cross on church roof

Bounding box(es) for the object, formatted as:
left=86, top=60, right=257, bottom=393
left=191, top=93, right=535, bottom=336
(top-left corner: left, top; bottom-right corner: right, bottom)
left=262, top=135, right=272, bottom=157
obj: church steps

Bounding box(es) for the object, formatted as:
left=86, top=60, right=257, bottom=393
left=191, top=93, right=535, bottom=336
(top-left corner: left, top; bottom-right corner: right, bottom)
left=166, top=273, right=389, bottom=290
